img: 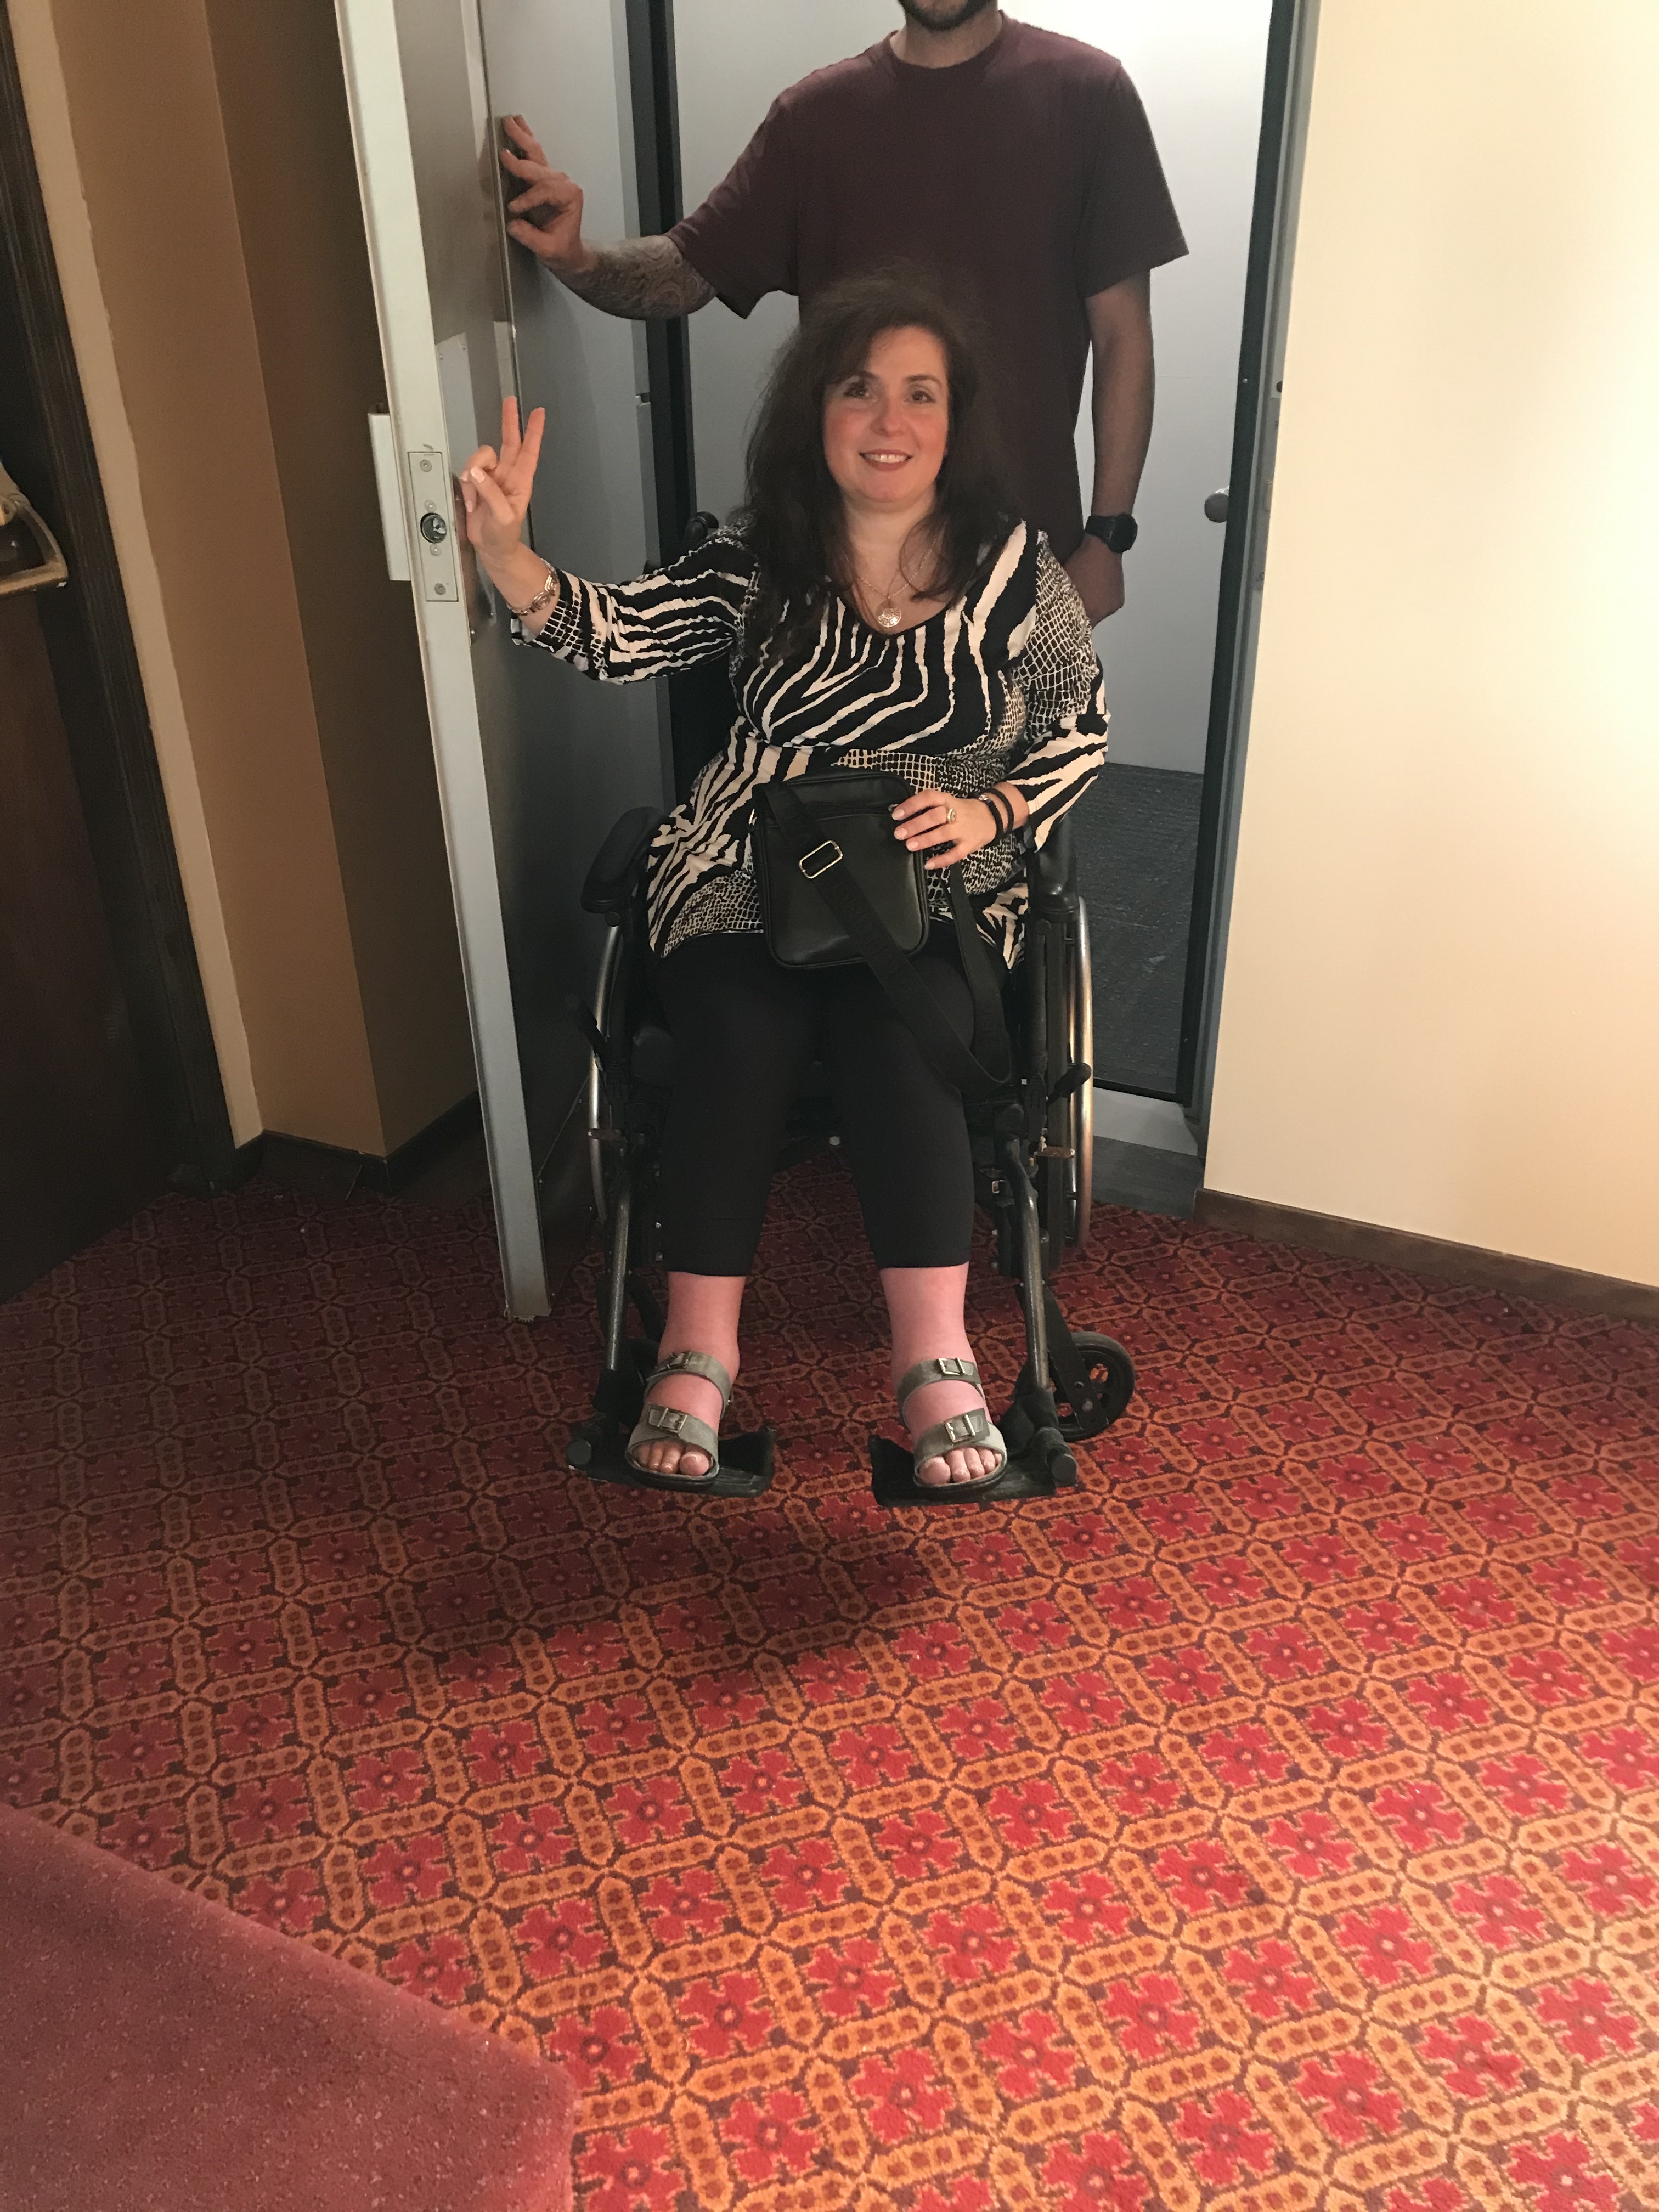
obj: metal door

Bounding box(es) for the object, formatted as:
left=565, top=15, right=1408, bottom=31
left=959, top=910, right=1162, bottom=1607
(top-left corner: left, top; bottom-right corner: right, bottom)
left=335, top=0, right=666, bottom=1318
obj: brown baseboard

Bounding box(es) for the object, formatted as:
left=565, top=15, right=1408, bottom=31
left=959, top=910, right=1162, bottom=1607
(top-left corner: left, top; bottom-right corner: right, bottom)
left=1193, top=1189, right=1659, bottom=1323
left=225, top=1093, right=484, bottom=1203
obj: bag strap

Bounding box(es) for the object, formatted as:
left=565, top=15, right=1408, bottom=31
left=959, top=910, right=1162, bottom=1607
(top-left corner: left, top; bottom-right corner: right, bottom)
left=945, top=865, right=1013, bottom=1088
left=766, top=782, right=1012, bottom=1102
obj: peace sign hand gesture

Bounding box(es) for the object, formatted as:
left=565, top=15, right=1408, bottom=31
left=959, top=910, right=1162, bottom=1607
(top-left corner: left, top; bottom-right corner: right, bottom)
left=459, top=397, right=546, bottom=567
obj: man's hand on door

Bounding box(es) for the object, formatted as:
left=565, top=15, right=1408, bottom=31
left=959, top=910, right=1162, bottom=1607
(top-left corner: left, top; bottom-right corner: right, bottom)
left=500, top=115, right=594, bottom=277
left=1064, top=536, right=1125, bottom=625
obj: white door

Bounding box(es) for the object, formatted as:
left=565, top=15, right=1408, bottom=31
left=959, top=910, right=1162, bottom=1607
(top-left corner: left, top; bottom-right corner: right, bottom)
left=335, top=0, right=664, bottom=1318
left=674, top=1, right=1274, bottom=772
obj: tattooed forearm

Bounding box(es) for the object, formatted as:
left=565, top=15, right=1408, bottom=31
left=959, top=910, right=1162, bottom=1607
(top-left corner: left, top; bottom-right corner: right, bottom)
left=559, top=237, right=715, bottom=319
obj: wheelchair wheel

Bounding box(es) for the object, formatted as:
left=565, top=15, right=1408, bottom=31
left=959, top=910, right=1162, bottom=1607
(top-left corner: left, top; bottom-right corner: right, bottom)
left=586, top=927, right=623, bottom=1223
left=1051, top=1329, right=1135, bottom=1442
left=1066, top=898, right=1094, bottom=1250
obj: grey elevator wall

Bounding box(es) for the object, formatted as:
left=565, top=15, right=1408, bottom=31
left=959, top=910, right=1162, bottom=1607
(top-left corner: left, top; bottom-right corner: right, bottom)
left=675, top=2, right=894, bottom=523
left=398, top=0, right=665, bottom=1173
left=473, top=1, right=670, bottom=1162
left=1032, top=1, right=1273, bottom=775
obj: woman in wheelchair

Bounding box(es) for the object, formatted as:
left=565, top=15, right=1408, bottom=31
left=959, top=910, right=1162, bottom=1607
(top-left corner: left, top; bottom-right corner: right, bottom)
left=460, top=273, right=1108, bottom=1493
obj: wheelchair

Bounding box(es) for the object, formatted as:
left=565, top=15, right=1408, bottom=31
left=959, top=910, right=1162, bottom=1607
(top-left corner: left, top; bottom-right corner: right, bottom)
left=564, top=802, right=1137, bottom=1507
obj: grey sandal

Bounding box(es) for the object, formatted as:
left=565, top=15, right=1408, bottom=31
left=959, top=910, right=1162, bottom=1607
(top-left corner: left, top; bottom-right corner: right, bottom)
left=626, top=1349, right=732, bottom=1487
left=899, top=1356, right=1009, bottom=1493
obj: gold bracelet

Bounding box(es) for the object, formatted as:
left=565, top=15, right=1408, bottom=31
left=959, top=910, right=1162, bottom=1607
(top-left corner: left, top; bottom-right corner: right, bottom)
left=505, top=568, right=557, bottom=621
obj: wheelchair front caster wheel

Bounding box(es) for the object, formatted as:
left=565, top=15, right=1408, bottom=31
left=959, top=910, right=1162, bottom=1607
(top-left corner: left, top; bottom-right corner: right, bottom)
left=1052, top=1331, right=1135, bottom=1441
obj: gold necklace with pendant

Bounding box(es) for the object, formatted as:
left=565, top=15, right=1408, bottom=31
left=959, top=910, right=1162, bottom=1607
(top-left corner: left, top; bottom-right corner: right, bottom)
left=866, top=553, right=912, bottom=632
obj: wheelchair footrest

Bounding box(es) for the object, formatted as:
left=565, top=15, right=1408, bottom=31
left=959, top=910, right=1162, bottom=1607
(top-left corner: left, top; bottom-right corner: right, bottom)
left=567, top=1417, right=776, bottom=1498
left=869, top=1424, right=1077, bottom=1508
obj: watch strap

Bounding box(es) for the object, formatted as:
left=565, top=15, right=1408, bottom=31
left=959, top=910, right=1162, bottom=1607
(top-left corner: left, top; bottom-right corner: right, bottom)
left=1085, top=512, right=1138, bottom=555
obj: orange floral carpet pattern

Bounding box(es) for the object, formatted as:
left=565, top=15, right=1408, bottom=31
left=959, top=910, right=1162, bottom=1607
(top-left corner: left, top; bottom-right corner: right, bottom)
left=3, top=1161, right=1658, bottom=2212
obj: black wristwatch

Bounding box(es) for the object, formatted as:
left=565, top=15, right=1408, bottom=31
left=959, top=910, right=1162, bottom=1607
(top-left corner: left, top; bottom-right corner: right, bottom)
left=1084, top=511, right=1138, bottom=554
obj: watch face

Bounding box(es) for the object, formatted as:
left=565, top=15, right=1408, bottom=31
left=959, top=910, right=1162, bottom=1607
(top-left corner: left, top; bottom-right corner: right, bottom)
left=1091, top=513, right=1138, bottom=555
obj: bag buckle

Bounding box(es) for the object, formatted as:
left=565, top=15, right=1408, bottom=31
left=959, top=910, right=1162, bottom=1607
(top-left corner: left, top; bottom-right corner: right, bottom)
left=798, top=839, right=842, bottom=881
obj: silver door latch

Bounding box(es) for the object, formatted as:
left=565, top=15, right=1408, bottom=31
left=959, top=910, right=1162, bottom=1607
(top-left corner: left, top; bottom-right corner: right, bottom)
left=405, top=445, right=459, bottom=603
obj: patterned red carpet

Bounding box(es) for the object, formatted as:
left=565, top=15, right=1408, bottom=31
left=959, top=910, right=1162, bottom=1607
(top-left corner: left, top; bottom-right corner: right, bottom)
left=3, top=1159, right=1658, bottom=2212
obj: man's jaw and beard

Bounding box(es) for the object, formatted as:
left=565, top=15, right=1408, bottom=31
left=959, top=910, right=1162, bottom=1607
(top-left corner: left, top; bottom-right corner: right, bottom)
left=897, top=0, right=998, bottom=32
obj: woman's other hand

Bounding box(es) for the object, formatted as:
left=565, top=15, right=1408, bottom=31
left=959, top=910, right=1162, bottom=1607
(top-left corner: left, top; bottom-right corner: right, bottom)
left=891, top=785, right=1027, bottom=870
left=459, top=397, right=545, bottom=565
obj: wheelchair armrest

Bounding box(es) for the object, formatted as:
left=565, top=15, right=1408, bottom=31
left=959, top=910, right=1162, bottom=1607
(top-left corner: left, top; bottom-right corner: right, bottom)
left=1028, top=813, right=1075, bottom=903
left=581, top=806, right=665, bottom=919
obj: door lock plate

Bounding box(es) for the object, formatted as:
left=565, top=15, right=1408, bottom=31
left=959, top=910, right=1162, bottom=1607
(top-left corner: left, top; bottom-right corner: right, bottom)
left=405, top=447, right=459, bottom=603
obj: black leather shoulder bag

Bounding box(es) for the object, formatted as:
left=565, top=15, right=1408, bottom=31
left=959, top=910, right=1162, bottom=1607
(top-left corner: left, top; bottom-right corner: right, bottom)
left=753, top=771, right=1012, bottom=1103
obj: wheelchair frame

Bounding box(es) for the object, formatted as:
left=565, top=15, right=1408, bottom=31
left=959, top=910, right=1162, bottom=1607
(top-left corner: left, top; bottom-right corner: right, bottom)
left=565, top=808, right=1134, bottom=1504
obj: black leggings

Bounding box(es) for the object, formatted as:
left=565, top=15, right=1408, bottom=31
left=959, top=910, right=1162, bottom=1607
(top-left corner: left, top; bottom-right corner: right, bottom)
left=654, top=928, right=980, bottom=1275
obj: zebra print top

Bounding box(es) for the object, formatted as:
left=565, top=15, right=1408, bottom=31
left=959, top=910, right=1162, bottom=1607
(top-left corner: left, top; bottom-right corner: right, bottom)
left=516, top=521, right=1109, bottom=963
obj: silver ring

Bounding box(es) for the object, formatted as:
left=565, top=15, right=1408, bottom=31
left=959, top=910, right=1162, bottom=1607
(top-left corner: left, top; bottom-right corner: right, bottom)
left=945, top=805, right=956, bottom=823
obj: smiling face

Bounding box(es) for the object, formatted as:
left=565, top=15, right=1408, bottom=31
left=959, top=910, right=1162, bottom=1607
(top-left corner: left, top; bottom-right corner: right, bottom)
left=821, top=325, right=951, bottom=518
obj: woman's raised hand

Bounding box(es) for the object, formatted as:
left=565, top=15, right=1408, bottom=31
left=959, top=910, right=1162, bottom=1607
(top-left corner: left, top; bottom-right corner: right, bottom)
left=459, top=397, right=545, bottom=565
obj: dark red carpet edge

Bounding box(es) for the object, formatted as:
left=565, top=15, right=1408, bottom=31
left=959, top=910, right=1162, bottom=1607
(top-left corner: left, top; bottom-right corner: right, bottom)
left=0, top=1797, right=576, bottom=2211
left=2, top=1155, right=1657, bottom=2212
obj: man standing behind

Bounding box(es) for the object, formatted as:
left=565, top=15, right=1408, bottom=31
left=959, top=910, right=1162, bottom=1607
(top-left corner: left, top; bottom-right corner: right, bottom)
left=500, top=3, right=1186, bottom=622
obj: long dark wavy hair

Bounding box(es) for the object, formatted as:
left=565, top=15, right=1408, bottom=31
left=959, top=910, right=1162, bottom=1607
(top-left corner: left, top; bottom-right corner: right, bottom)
left=733, top=268, right=1014, bottom=661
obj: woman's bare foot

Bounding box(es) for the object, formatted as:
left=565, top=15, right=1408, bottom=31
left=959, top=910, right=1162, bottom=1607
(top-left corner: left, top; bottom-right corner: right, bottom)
left=631, top=1348, right=737, bottom=1480
left=882, top=1268, right=1001, bottom=1489
left=899, top=1361, right=1003, bottom=1487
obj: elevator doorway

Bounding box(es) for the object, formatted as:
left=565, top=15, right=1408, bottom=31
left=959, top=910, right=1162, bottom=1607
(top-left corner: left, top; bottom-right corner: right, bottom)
left=335, top=0, right=1313, bottom=1310
left=668, top=1, right=1285, bottom=1135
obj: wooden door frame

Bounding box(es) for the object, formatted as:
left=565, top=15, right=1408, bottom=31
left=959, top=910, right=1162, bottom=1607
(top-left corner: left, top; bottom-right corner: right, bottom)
left=0, top=9, right=240, bottom=1196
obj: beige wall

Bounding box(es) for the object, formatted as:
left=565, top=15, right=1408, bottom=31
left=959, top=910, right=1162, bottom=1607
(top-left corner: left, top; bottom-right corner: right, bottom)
left=11, top=0, right=473, bottom=1158
left=204, top=1, right=475, bottom=1153
left=1205, top=0, right=1659, bottom=1289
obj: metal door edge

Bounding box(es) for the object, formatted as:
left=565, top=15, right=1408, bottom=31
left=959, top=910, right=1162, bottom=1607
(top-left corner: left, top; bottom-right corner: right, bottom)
left=334, top=0, right=549, bottom=1318
left=1178, top=0, right=1322, bottom=1135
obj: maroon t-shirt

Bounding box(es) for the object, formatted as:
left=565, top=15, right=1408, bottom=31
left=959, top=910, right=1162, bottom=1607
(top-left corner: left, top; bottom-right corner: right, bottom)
left=670, top=18, right=1187, bottom=556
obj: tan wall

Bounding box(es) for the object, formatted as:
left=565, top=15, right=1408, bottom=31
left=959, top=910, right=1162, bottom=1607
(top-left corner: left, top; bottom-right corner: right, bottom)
left=1205, top=0, right=1659, bottom=1288
left=12, top=0, right=473, bottom=1158
left=204, top=1, right=474, bottom=1153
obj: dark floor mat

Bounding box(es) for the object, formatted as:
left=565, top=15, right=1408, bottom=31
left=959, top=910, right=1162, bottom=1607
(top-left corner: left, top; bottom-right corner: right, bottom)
left=1071, top=760, right=1204, bottom=1094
